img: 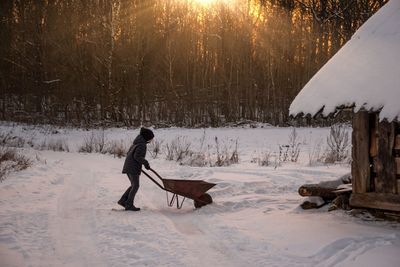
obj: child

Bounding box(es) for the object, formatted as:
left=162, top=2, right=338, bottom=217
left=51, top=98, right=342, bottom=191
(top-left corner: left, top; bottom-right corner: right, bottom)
left=119, top=127, right=154, bottom=211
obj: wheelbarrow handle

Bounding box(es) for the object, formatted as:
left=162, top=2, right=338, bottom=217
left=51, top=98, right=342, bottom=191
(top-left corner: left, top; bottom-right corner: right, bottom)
left=148, top=168, right=163, bottom=179
left=141, top=168, right=166, bottom=191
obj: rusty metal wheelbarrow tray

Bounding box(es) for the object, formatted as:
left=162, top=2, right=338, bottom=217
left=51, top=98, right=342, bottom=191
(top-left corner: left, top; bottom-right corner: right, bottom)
left=141, top=168, right=216, bottom=209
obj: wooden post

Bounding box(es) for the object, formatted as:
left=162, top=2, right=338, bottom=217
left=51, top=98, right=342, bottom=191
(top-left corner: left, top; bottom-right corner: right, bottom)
left=396, top=157, right=400, bottom=175
left=375, top=120, right=397, bottom=194
left=370, top=116, right=378, bottom=157
left=395, top=135, right=400, bottom=150
left=398, top=179, right=400, bottom=194
left=352, top=111, right=370, bottom=193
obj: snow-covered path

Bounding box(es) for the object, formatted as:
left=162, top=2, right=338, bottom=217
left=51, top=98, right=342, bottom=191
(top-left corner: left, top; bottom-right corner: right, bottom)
left=1, top=149, right=400, bottom=267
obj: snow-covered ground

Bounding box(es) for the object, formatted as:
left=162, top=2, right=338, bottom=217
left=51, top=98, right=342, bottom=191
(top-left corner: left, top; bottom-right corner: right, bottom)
left=1, top=124, right=399, bottom=267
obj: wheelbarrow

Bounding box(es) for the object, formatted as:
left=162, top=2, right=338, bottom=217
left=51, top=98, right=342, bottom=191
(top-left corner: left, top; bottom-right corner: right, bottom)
left=141, top=168, right=216, bottom=209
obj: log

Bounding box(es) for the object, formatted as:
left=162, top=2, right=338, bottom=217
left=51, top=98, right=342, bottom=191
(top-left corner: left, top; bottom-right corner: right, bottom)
left=300, top=198, right=326, bottom=210
left=298, top=175, right=352, bottom=200
left=298, top=184, right=337, bottom=200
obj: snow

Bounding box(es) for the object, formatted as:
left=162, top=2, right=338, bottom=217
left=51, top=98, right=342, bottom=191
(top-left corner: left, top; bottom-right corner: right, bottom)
left=1, top=124, right=400, bottom=267
left=289, top=0, right=400, bottom=122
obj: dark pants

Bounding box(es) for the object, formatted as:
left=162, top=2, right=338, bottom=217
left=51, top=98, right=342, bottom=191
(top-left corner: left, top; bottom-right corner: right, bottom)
left=120, top=173, right=140, bottom=207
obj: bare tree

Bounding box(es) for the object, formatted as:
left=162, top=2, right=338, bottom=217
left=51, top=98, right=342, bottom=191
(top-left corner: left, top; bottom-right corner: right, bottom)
left=0, top=0, right=387, bottom=126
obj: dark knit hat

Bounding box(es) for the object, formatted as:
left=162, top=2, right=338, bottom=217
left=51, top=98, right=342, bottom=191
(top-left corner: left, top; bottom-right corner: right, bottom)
left=140, top=127, right=154, bottom=141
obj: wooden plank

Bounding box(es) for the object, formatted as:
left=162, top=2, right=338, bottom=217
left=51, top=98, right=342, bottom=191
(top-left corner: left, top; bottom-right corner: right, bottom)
left=398, top=179, right=400, bottom=194
left=350, top=193, right=400, bottom=212
left=351, top=111, right=370, bottom=193
left=372, top=156, right=378, bottom=174
left=370, top=116, right=378, bottom=157
left=395, top=135, right=400, bottom=150
left=375, top=120, right=397, bottom=194
left=396, top=157, right=400, bottom=175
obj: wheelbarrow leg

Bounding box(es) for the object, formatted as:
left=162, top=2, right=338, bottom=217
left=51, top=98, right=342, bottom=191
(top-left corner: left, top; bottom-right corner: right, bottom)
left=166, top=191, right=186, bottom=209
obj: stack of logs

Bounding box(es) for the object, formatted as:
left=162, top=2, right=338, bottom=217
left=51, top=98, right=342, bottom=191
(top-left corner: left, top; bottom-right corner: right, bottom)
left=298, top=175, right=352, bottom=211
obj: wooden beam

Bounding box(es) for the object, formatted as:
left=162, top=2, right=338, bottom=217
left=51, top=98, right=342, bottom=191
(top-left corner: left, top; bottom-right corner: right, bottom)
left=350, top=193, right=400, bottom=212
left=352, top=111, right=370, bottom=193
left=375, top=120, right=397, bottom=194
left=395, top=135, right=400, bottom=150
left=370, top=116, right=378, bottom=157
left=398, top=179, right=400, bottom=193
left=396, top=157, right=400, bottom=175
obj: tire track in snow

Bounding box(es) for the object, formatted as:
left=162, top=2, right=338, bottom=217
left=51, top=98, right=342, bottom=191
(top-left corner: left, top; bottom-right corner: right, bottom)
left=136, top=166, right=296, bottom=267
left=49, top=154, right=107, bottom=267
left=135, top=204, right=251, bottom=266
left=124, top=170, right=253, bottom=267
left=309, top=235, right=400, bottom=267
left=0, top=153, right=69, bottom=266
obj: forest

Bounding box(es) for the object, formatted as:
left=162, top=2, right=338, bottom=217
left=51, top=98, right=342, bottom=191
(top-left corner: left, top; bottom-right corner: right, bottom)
left=0, top=0, right=388, bottom=127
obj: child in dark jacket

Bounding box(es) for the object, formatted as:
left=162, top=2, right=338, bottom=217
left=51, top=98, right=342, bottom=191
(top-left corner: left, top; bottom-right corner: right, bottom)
left=119, top=128, right=154, bottom=211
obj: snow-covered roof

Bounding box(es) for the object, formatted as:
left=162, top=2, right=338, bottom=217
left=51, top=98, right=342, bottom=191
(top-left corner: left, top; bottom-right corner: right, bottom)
left=289, top=0, right=400, bottom=122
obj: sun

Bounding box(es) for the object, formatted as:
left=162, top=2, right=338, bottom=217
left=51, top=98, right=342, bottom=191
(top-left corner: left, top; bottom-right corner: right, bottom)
left=186, top=0, right=231, bottom=8
left=193, top=0, right=220, bottom=6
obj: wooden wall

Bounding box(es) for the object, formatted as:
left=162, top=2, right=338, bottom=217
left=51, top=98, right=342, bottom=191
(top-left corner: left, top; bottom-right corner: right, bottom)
left=351, top=111, right=370, bottom=193
left=395, top=134, right=400, bottom=192
left=350, top=111, right=400, bottom=212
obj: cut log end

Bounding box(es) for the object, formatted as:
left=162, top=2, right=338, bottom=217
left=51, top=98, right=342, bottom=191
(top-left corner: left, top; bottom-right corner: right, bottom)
left=298, top=184, right=338, bottom=200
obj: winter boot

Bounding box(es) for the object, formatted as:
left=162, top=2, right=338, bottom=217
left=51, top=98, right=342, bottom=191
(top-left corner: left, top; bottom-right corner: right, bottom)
left=117, top=199, right=126, bottom=208
left=125, top=205, right=140, bottom=211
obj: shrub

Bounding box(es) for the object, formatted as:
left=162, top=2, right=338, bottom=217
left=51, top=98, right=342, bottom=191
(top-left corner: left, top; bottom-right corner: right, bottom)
left=148, top=139, right=163, bottom=159
left=307, top=139, right=324, bottom=166
left=78, top=130, right=107, bottom=153
left=106, top=140, right=127, bottom=158
left=165, top=136, right=192, bottom=162
left=288, top=127, right=301, bottom=162
left=325, top=124, right=350, bottom=163
left=38, top=138, right=70, bottom=152
left=0, top=130, right=26, bottom=148
left=278, top=128, right=301, bottom=163
left=0, top=146, right=31, bottom=181
left=164, top=134, right=239, bottom=167
left=214, top=137, right=239, bottom=167
left=253, top=151, right=272, bottom=166
left=183, top=152, right=208, bottom=167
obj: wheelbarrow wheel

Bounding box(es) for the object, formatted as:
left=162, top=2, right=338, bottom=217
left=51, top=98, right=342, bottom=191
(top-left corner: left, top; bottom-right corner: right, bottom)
left=194, top=193, right=213, bottom=208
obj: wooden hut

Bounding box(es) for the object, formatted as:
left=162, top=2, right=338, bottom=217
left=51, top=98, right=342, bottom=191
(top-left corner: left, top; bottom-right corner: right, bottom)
left=290, top=0, right=400, bottom=212
left=350, top=111, right=400, bottom=211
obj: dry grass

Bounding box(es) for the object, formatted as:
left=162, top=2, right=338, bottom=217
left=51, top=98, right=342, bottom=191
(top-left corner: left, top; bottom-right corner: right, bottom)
left=0, top=146, right=32, bottom=181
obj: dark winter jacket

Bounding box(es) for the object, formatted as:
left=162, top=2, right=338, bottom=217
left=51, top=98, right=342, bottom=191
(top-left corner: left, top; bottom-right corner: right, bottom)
left=122, top=135, right=149, bottom=175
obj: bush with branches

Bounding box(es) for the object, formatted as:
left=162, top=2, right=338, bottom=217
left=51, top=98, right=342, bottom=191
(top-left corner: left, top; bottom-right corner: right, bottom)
left=324, top=124, right=350, bottom=163
left=148, top=139, right=163, bottom=159
left=0, top=146, right=31, bottom=181
left=78, top=130, right=107, bottom=153
left=38, top=138, right=70, bottom=152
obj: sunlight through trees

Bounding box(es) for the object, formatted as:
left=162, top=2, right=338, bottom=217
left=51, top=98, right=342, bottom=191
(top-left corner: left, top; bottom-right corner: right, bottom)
left=0, top=0, right=388, bottom=126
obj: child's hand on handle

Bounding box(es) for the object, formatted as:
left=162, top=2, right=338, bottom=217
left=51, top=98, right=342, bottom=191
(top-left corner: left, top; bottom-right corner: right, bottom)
left=144, top=161, right=150, bottom=170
